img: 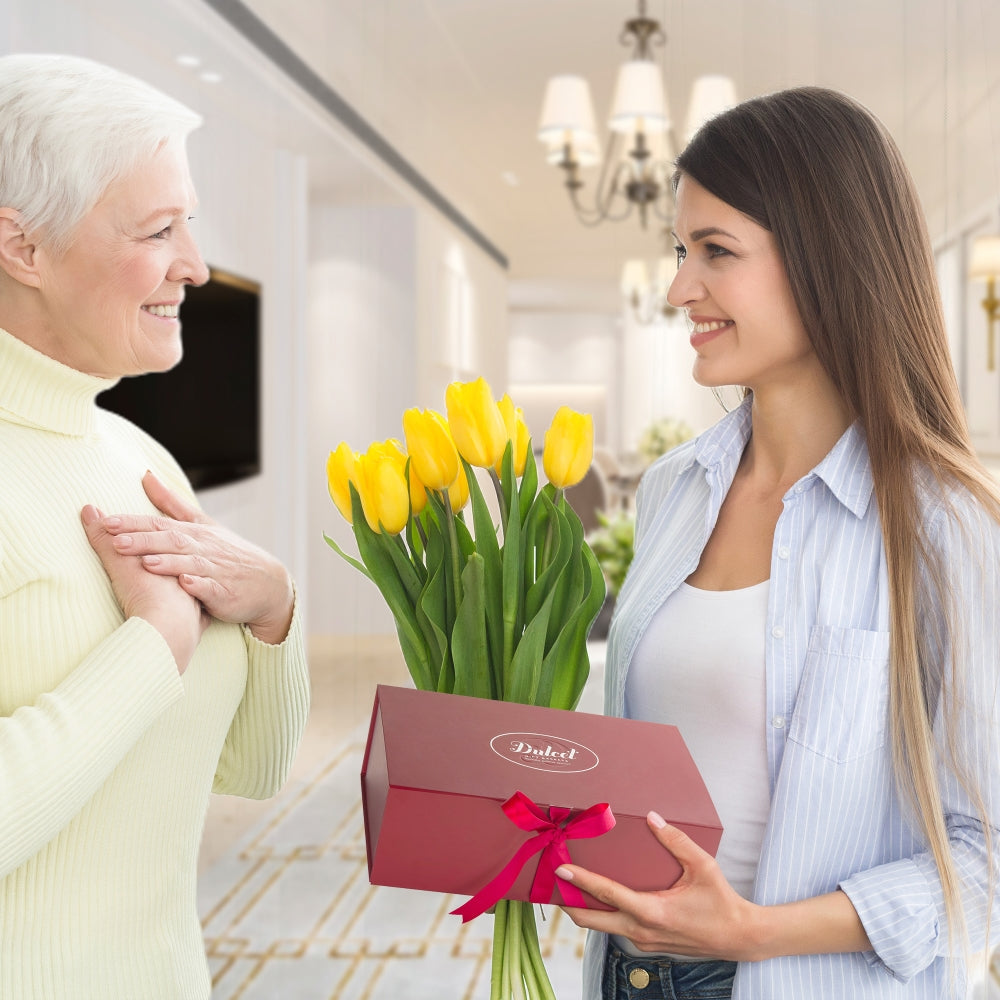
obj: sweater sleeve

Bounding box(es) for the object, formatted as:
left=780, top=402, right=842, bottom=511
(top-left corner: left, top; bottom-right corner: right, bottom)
left=0, top=617, right=183, bottom=879
left=839, top=497, right=1000, bottom=982
left=212, top=588, right=310, bottom=799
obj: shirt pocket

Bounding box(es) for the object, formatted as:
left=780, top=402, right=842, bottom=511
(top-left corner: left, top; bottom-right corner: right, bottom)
left=787, top=625, right=890, bottom=763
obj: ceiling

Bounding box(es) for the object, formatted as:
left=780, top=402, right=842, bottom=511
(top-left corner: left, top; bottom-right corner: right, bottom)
left=231, top=0, right=1000, bottom=307
left=34, top=0, right=1000, bottom=310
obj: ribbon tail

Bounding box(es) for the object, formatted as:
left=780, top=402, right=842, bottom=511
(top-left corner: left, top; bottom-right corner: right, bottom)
left=450, top=835, right=550, bottom=923
left=531, top=839, right=588, bottom=908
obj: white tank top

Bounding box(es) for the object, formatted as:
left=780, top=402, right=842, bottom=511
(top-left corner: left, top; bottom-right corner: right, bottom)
left=612, top=580, right=770, bottom=958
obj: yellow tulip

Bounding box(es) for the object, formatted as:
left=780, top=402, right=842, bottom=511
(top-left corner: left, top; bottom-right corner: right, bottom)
left=357, top=440, right=411, bottom=535
left=543, top=406, right=594, bottom=489
left=403, top=408, right=459, bottom=492
left=377, top=438, right=428, bottom=517
left=407, top=458, right=428, bottom=516
left=444, top=461, right=470, bottom=513
left=327, top=442, right=360, bottom=524
left=496, top=394, right=531, bottom=477
left=445, top=377, right=508, bottom=469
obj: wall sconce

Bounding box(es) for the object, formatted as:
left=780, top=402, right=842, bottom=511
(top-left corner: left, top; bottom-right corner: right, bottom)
left=969, top=234, right=1000, bottom=372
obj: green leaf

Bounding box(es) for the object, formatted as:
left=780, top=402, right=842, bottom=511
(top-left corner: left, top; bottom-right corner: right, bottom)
left=384, top=532, right=424, bottom=607
left=500, top=474, right=524, bottom=699
left=498, top=441, right=516, bottom=526
left=348, top=486, right=433, bottom=692
left=506, top=584, right=556, bottom=705
left=465, top=459, right=503, bottom=696
left=452, top=554, right=495, bottom=699
left=545, top=543, right=607, bottom=710
left=523, top=491, right=572, bottom=625
left=415, top=523, right=449, bottom=691
left=322, top=531, right=372, bottom=580
left=518, top=445, right=538, bottom=525
left=545, top=498, right=586, bottom=652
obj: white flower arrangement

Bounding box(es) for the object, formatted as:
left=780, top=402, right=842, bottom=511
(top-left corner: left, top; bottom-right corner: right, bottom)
left=636, top=416, right=694, bottom=466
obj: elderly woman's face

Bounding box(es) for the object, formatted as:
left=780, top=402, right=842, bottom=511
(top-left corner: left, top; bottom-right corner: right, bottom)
left=39, top=136, right=208, bottom=378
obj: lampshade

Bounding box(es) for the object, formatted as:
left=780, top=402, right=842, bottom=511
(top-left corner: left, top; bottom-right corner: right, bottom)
left=969, top=234, right=1000, bottom=280
left=683, top=74, right=737, bottom=144
left=620, top=259, right=650, bottom=297
left=546, top=131, right=601, bottom=168
left=608, top=60, right=670, bottom=134
left=538, top=75, right=598, bottom=142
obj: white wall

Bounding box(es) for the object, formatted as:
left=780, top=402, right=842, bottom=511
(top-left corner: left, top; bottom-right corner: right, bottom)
left=508, top=310, right=620, bottom=449
left=307, top=201, right=509, bottom=636
left=307, top=202, right=417, bottom=635
left=5, top=0, right=510, bottom=640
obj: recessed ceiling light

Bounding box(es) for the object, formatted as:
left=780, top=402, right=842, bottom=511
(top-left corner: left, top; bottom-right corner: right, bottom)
left=176, top=54, right=201, bottom=68
left=199, top=71, right=223, bottom=84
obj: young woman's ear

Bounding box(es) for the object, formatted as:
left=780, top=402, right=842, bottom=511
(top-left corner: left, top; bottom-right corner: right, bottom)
left=0, top=209, right=42, bottom=288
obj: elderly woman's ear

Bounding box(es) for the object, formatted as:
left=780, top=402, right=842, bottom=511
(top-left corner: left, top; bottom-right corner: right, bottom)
left=0, top=209, right=42, bottom=288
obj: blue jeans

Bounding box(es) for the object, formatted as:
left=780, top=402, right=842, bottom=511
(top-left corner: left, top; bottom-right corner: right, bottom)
left=602, top=939, right=736, bottom=1000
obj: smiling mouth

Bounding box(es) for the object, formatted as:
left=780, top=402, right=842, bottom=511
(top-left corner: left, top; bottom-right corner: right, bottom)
left=142, top=304, right=179, bottom=319
left=692, top=320, right=733, bottom=334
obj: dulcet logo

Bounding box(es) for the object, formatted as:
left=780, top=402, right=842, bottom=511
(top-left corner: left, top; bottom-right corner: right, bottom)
left=490, top=732, right=599, bottom=773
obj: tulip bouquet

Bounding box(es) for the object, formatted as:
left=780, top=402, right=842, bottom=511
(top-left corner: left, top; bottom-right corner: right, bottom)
left=326, top=377, right=606, bottom=1000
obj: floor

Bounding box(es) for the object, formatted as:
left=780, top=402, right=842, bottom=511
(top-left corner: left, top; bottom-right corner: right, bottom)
left=197, top=636, right=999, bottom=1000
left=196, top=636, right=605, bottom=1000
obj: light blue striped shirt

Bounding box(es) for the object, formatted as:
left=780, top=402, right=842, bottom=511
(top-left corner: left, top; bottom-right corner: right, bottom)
left=582, top=397, right=1000, bottom=998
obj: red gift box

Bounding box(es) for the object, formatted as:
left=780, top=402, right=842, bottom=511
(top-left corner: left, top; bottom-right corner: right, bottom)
left=361, top=685, right=722, bottom=916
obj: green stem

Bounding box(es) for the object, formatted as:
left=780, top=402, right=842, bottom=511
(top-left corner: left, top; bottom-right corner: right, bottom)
left=491, top=901, right=507, bottom=1000
left=519, top=908, right=542, bottom=998
left=442, top=487, right=463, bottom=614
left=507, top=899, right=525, bottom=1000
left=521, top=903, right=556, bottom=1000
left=490, top=467, right=509, bottom=534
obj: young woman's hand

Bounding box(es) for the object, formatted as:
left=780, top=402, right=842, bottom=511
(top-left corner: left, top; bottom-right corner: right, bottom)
left=557, top=812, right=763, bottom=961
left=98, top=472, right=294, bottom=645
left=558, top=812, right=871, bottom=962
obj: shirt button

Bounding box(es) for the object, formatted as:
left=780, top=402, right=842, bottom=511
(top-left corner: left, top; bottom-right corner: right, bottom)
left=778, top=546, right=790, bottom=560
left=794, top=483, right=805, bottom=494
left=771, top=626, right=785, bottom=639
left=772, top=716, right=786, bottom=729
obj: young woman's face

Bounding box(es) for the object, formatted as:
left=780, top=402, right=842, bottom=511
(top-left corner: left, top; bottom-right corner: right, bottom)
left=37, top=136, right=209, bottom=378
left=667, top=175, right=815, bottom=393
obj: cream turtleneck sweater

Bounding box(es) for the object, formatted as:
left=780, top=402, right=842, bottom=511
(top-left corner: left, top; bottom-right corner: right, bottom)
left=0, top=327, right=310, bottom=999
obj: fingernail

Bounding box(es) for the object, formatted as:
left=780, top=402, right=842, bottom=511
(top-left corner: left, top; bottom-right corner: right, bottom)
left=81, top=505, right=98, bottom=525
left=113, top=535, right=133, bottom=549
left=142, top=555, right=160, bottom=567
left=555, top=866, right=573, bottom=881
left=648, top=811, right=667, bottom=829
left=104, top=516, right=121, bottom=529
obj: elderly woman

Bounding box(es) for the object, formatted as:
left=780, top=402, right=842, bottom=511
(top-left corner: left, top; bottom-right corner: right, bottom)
left=0, top=54, right=310, bottom=998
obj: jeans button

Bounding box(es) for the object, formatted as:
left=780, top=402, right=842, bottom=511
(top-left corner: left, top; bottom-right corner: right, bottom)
left=628, top=967, right=651, bottom=989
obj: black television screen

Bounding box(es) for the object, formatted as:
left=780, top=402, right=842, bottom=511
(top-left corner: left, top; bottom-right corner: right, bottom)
left=98, top=267, right=261, bottom=490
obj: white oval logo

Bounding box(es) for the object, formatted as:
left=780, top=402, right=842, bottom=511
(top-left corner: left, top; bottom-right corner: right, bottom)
left=490, top=732, right=599, bottom=773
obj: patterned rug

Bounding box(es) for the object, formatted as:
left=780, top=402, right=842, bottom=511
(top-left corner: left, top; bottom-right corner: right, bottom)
left=198, top=723, right=589, bottom=1000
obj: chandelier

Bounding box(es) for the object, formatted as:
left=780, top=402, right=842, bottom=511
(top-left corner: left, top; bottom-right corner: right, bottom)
left=536, top=1, right=735, bottom=229
left=621, top=242, right=678, bottom=325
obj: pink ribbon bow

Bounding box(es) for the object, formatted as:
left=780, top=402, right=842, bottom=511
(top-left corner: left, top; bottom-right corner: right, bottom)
left=450, top=791, right=616, bottom=923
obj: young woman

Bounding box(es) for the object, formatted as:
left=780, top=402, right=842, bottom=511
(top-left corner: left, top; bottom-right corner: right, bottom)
left=559, top=87, right=1000, bottom=999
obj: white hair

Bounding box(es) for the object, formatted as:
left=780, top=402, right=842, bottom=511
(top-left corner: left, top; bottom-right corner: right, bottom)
left=0, top=54, right=202, bottom=253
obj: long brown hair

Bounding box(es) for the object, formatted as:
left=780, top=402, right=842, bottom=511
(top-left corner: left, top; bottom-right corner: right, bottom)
left=676, top=86, right=998, bottom=949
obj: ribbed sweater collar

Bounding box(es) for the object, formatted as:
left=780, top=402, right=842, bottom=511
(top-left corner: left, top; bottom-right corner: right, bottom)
left=0, top=326, right=119, bottom=436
